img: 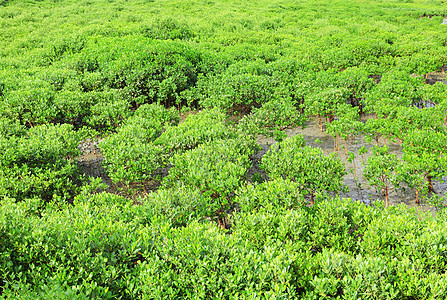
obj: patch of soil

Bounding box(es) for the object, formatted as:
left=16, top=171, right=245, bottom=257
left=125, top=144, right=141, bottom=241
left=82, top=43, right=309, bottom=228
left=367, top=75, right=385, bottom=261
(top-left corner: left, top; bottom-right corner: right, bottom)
left=76, top=116, right=445, bottom=212
left=253, top=116, right=446, bottom=212
left=76, top=138, right=172, bottom=199
left=76, top=139, right=112, bottom=191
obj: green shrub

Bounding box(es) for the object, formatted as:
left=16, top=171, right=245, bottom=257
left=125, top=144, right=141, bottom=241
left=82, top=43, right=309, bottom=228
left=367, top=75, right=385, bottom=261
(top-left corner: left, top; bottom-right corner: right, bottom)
left=304, top=87, right=348, bottom=123
left=0, top=161, right=80, bottom=204
left=0, top=123, right=83, bottom=203
left=140, top=17, right=195, bottom=40
left=100, top=104, right=175, bottom=185
left=1, top=78, right=57, bottom=126
left=361, top=207, right=423, bottom=257
left=0, top=193, right=154, bottom=299
left=132, top=103, right=179, bottom=126
left=53, top=89, right=94, bottom=125
left=363, top=146, right=400, bottom=207
left=139, top=221, right=298, bottom=299
left=155, top=108, right=235, bottom=153
left=237, top=98, right=304, bottom=137
left=236, top=178, right=304, bottom=212
left=2, top=195, right=447, bottom=299
left=161, top=137, right=256, bottom=225
left=307, top=250, right=399, bottom=299
left=0, top=117, right=26, bottom=137
left=140, top=185, right=207, bottom=227
left=84, top=89, right=132, bottom=131
left=195, top=72, right=277, bottom=113
left=71, top=36, right=211, bottom=108
left=261, top=135, right=347, bottom=205
left=0, top=123, right=81, bottom=168
left=402, top=129, right=447, bottom=195
left=308, top=198, right=371, bottom=253
left=233, top=208, right=310, bottom=250
left=101, top=139, right=165, bottom=187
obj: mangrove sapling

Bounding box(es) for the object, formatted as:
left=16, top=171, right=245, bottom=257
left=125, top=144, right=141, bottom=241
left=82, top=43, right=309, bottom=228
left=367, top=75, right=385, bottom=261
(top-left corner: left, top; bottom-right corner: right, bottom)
left=381, top=106, right=440, bottom=143
left=141, top=184, right=207, bottom=227
left=161, top=138, right=256, bottom=228
left=155, top=108, right=235, bottom=153
left=236, top=178, right=304, bottom=213
left=0, top=123, right=85, bottom=203
left=132, top=102, right=179, bottom=126
left=236, top=97, right=304, bottom=139
left=403, top=129, right=447, bottom=194
left=363, top=146, right=399, bottom=208
left=365, top=71, right=424, bottom=117
left=3, top=0, right=447, bottom=297
left=347, top=151, right=357, bottom=180
left=304, top=87, right=348, bottom=132
left=85, top=89, right=132, bottom=132
left=426, top=192, right=447, bottom=211
left=99, top=104, right=176, bottom=188
left=420, top=81, right=447, bottom=107
left=261, top=135, right=347, bottom=206
left=326, top=104, right=363, bottom=157
left=364, top=117, right=387, bottom=146
left=335, top=66, right=375, bottom=115
left=395, top=162, right=428, bottom=204
left=358, top=145, right=368, bottom=161
left=0, top=117, right=26, bottom=138
left=196, top=71, right=276, bottom=113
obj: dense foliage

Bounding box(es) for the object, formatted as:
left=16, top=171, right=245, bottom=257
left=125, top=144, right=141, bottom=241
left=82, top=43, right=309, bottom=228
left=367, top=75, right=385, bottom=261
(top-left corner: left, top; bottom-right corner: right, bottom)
left=3, top=194, right=447, bottom=298
left=261, top=135, right=347, bottom=205
left=1, top=0, right=447, bottom=298
left=99, top=103, right=178, bottom=186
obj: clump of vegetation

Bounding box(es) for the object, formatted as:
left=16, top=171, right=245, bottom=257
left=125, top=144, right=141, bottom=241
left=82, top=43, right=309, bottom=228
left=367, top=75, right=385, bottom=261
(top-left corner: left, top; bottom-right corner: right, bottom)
left=261, top=135, right=347, bottom=205
left=0, top=123, right=84, bottom=204
left=155, top=108, right=234, bottom=153
left=99, top=104, right=178, bottom=187
left=161, top=137, right=257, bottom=228
left=363, top=146, right=399, bottom=207
left=237, top=97, right=304, bottom=138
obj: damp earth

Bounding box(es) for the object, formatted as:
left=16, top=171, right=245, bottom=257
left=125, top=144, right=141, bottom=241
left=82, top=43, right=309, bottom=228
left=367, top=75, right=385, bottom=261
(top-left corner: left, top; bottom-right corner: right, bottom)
left=77, top=116, right=446, bottom=212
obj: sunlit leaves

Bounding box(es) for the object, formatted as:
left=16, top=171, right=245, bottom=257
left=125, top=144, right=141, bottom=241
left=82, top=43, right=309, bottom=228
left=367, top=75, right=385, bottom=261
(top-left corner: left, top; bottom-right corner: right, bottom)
left=363, top=146, right=399, bottom=207
left=261, top=135, right=347, bottom=203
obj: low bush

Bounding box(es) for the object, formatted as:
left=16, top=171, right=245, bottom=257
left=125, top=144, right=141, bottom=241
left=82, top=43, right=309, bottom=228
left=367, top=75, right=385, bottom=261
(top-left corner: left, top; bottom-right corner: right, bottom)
left=0, top=123, right=83, bottom=203
left=140, top=185, right=207, bottom=227
left=161, top=137, right=257, bottom=226
left=237, top=98, right=304, bottom=138
left=2, top=193, right=447, bottom=298
left=100, top=104, right=176, bottom=186
left=261, top=135, right=347, bottom=205
left=194, top=72, right=277, bottom=113
left=0, top=193, right=154, bottom=299
left=84, top=89, right=132, bottom=132
left=155, top=108, right=235, bottom=153
left=236, top=178, right=304, bottom=212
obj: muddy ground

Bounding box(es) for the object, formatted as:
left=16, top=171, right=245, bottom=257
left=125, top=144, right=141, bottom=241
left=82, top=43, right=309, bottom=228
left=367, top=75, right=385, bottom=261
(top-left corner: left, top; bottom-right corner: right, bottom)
left=76, top=116, right=446, bottom=212
left=257, top=116, right=446, bottom=212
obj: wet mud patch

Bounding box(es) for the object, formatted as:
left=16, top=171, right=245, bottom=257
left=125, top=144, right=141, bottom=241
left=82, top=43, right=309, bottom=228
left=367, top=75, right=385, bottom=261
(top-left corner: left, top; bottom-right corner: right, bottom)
left=254, top=116, right=446, bottom=212
left=75, top=117, right=446, bottom=212
left=76, top=138, right=172, bottom=198
left=76, top=139, right=113, bottom=191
